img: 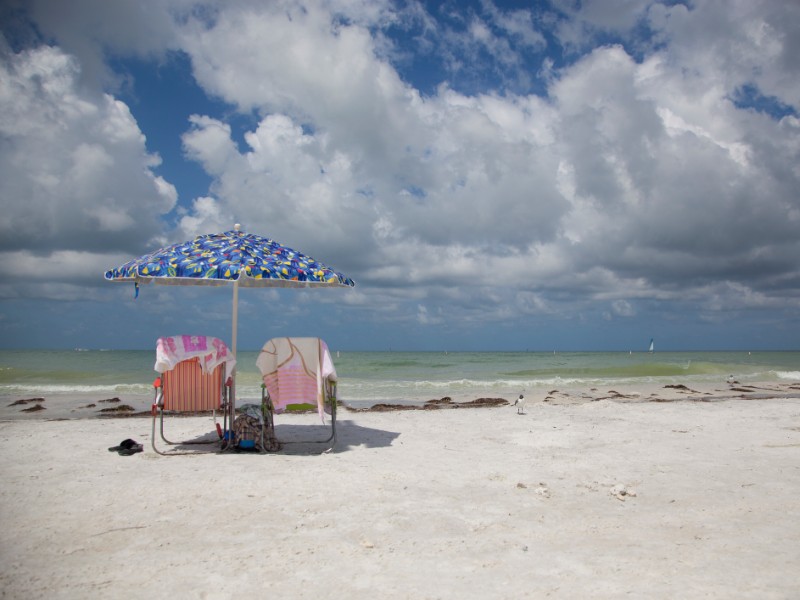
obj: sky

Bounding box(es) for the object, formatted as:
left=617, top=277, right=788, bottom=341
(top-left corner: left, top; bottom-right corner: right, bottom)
left=1, top=0, right=799, bottom=352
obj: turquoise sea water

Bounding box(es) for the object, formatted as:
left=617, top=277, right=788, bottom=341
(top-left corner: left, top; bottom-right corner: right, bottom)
left=1, top=349, right=798, bottom=409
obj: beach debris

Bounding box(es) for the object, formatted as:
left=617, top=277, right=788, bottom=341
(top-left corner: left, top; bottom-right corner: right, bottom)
left=594, top=390, right=640, bottom=402
left=99, top=397, right=121, bottom=403
left=98, top=404, right=135, bottom=414
left=8, top=397, right=44, bottom=407
left=347, top=397, right=508, bottom=412
left=21, top=404, right=46, bottom=412
left=513, top=394, right=525, bottom=414
left=516, top=481, right=550, bottom=497
left=458, top=398, right=508, bottom=408
left=364, top=403, right=418, bottom=412
left=610, top=484, right=637, bottom=501
left=663, top=384, right=700, bottom=393
left=544, top=390, right=558, bottom=403
left=425, top=397, right=454, bottom=407
left=542, top=390, right=577, bottom=404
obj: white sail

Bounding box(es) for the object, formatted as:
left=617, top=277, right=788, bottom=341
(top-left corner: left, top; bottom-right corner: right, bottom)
left=648, top=338, right=654, bottom=353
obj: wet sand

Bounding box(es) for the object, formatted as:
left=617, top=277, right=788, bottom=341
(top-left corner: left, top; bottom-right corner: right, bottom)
left=3, top=379, right=799, bottom=420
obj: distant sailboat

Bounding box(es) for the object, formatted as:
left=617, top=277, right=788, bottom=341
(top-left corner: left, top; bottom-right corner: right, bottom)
left=648, top=338, right=654, bottom=353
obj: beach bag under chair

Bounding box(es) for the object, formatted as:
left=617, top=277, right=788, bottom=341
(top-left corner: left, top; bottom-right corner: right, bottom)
left=256, top=337, right=339, bottom=451
left=232, top=402, right=281, bottom=452
left=150, top=335, right=235, bottom=456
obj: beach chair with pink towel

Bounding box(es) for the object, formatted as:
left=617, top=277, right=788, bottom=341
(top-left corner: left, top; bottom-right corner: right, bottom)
left=150, top=335, right=236, bottom=455
left=255, top=337, right=339, bottom=450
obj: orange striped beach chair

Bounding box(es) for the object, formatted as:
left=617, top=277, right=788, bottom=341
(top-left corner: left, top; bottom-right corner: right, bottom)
left=151, top=335, right=235, bottom=455
left=255, top=337, right=338, bottom=451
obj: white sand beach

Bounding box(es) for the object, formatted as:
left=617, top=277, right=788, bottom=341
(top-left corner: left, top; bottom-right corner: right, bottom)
left=1, top=393, right=799, bottom=598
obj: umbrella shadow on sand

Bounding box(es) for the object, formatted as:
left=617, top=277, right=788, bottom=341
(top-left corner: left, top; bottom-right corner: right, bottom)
left=154, top=429, right=224, bottom=454
left=272, top=419, right=400, bottom=455
left=155, top=420, right=399, bottom=455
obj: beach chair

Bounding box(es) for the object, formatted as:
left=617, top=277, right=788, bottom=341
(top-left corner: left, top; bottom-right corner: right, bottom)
left=150, top=335, right=236, bottom=455
left=255, top=337, right=339, bottom=451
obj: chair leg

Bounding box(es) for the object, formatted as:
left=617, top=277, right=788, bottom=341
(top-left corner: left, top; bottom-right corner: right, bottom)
left=151, top=408, right=226, bottom=456
left=277, top=399, right=337, bottom=452
left=151, top=411, right=170, bottom=456
left=324, top=399, right=337, bottom=452
left=331, top=400, right=337, bottom=447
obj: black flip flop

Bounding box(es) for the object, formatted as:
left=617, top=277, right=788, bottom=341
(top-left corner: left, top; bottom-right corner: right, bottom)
left=109, top=438, right=143, bottom=455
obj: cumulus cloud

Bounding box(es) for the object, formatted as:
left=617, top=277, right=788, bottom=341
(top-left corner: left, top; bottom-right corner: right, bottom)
left=0, top=45, right=177, bottom=246
left=6, top=0, right=186, bottom=88
left=1, top=0, right=799, bottom=346
left=168, top=1, right=799, bottom=321
left=0, top=40, right=176, bottom=292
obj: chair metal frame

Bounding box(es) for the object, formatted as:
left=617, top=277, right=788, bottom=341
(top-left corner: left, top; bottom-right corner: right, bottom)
left=150, top=358, right=232, bottom=456
left=261, top=380, right=338, bottom=451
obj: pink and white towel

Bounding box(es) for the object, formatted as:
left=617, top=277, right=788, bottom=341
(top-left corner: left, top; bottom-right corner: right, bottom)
left=155, top=335, right=236, bottom=374
left=255, top=337, right=336, bottom=421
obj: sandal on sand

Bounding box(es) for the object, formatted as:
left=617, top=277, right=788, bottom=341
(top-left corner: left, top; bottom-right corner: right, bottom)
left=108, top=438, right=144, bottom=456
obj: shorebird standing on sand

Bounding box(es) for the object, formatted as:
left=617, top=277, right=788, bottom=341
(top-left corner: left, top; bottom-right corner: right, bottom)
left=514, top=394, right=525, bottom=414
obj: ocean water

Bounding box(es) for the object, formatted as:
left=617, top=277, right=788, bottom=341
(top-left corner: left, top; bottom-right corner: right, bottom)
left=1, top=349, right=798, bottom=409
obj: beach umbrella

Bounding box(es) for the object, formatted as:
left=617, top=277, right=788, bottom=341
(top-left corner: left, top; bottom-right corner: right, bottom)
left=104, top=224, right=355, bottom=429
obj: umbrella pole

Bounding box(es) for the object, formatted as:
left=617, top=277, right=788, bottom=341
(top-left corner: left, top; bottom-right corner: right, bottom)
left=230, top=279, right=239, bottom=444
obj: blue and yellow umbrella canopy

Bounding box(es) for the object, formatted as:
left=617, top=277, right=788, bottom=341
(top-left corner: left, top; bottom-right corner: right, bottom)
left=104, top=228, right=355, bottom=289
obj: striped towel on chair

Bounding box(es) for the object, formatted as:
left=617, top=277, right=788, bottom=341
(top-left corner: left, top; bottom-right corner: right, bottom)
left=162, top=357, right=224, bottom=412
left=255, top=338, right=337, bottom=421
